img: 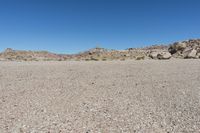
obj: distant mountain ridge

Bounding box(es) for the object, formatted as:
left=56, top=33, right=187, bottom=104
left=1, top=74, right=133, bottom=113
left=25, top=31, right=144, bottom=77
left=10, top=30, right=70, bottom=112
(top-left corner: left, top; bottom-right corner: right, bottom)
left=0, top=39, right=200, bottom=61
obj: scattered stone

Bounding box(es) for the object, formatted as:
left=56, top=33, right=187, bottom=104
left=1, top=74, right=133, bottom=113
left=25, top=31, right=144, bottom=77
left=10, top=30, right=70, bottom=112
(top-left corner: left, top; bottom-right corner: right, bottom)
left=183, top=47, right=193, bottom=57
left=197, top=53, right=200, bottom=58
left=149, top=52, right=159, bottom=59
left=149, top=51, right=171, bottom=60
left=186, top=49, right=197, bottom=59
left=157, top=52, right=172, bottom=60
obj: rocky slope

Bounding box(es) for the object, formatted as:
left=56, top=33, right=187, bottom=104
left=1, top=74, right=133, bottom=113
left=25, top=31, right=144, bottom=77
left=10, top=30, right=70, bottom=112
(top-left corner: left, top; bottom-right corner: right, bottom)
left=0, top=39, right=200, bottom=61
left=169, top=39, right=200, bottom=59
left=72, top=45, right=170, bottom=61
left=0, top=48, right=70, bottom=61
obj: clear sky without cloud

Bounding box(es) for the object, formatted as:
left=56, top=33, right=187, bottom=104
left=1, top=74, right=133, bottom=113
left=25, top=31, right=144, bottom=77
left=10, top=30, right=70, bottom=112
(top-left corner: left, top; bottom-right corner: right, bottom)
left=0, top=0, right=200, bottom=54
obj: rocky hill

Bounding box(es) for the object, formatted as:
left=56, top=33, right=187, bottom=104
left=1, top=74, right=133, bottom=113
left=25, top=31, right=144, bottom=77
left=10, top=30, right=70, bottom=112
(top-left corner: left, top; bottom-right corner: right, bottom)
left=0, top=48, right=70, bottom=61
left=0, top=39, right=200, bottom=61
left=72, top=45, right=170, bottom=61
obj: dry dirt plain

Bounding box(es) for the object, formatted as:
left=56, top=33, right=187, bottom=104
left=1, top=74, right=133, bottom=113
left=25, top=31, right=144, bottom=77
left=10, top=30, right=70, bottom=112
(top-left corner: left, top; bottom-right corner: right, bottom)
left=0, top=60, right=200, bottom=133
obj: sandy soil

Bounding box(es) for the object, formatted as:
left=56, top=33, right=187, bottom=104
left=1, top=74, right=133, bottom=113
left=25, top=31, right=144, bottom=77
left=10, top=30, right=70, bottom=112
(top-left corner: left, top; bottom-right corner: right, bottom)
left=0, top=60, right=200, bottom=133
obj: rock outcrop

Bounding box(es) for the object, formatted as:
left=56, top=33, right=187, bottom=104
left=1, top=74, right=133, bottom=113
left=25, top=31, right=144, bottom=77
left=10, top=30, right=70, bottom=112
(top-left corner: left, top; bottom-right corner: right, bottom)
left=1, top=39, right=200, bottom=61
left=187, top=49, right=197, bottom=58
left=149, top=52, right=159, bottom=59
left=149, top=51, right=171, bottom=60
left=168, top=39, right=200, bottom=59
left=157, top=52, right=172, bottom=60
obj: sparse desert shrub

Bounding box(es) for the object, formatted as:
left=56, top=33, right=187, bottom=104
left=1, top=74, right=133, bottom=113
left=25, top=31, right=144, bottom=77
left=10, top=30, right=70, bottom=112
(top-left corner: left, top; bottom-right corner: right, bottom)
left=44, top=58, right=53, bottom=61
left=7, top=57, right=12, bottom=61
left=31, top=58, right=39, bottom=61
left=75, top=59, right=80, bottom=61
left=90, top=57, right=99, bottom=61
left=102, top=58, right=107, bottom=61
left=120, top=58, right=125, bottom=61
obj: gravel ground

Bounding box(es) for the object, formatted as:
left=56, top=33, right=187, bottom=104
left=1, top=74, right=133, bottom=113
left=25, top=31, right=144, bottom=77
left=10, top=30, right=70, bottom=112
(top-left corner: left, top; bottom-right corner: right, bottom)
left=0, top=60, right=200, bottom=133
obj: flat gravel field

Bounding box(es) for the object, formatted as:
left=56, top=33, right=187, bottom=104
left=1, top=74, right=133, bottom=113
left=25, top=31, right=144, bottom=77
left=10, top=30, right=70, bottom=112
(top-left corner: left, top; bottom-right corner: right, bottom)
left=0, top=60, right=200, bottom=133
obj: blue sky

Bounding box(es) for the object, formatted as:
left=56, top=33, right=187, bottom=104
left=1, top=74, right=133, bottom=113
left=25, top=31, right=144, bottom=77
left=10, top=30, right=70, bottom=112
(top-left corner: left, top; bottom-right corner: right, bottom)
left=0, top=0, right=200, bottom=54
